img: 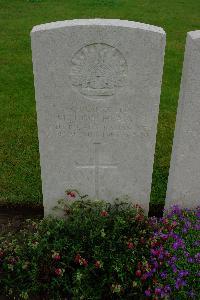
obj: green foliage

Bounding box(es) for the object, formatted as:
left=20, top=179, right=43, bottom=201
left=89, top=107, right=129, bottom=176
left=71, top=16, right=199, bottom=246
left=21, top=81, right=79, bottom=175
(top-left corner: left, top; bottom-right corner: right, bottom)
left=0, top=198, right=151, bottom=299
left=0, top=198, right=199, bottom=299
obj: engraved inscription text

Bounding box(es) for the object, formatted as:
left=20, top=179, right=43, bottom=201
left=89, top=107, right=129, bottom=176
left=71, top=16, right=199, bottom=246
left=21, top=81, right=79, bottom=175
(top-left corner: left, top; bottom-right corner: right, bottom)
left=55, top=104, right=138, bottom=139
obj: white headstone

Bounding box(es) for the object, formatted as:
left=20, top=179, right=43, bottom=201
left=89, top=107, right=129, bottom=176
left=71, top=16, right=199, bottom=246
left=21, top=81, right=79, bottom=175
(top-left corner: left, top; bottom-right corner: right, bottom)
left=31, top=19, right=166, bottom=215
left=166, top=30, right=200, bottom=209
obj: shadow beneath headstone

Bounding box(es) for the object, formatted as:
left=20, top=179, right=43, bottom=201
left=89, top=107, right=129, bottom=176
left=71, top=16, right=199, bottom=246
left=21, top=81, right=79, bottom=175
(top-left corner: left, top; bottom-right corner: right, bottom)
left=148, top=203, right=164, bottom=218
left=0, top=204, right=44, bottom=230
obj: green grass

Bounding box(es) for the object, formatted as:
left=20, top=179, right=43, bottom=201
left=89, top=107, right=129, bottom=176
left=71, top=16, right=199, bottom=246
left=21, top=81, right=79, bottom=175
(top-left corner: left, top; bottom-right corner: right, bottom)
left=0, top=0, right=200, bottom=205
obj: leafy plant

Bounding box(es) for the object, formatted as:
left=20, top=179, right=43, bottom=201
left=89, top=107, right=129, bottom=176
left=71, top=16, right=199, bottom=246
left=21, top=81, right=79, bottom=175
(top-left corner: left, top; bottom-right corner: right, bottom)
left=0, top=194, right=199, bottom=299
left=0, top=193, right=151, bottom=299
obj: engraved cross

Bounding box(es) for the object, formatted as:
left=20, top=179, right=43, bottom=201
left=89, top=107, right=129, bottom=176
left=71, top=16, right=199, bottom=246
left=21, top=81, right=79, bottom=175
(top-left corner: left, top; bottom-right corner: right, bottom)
left=76, top=142, right=117, bottom=198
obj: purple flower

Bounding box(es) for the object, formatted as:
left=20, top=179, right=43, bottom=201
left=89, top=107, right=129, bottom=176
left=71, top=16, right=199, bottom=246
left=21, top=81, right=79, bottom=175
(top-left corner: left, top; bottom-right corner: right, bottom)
left=188, top=290, right=196, bottom=299
left=171, top=264, right=178, bottom=273
left=149, top=216, right=158, bottom=227
left=155, top=287, right=162, bottom=295
left=194, top=224, right=200, bottom=230
left=160, top=271, right=167, bottom=279
left=164, top=250, right=170, bottom=257
left=166, top=205, right=183, bottom=219
left=182, top=228, right=188, bottom=234
left=145, top=271, right=153, bottom=278
left=193, top=240, right=200, bottom=247
left=169, top=232, right=181, bottom=240
left=144, top=289, right=151, bottom=297
left=187, top=257, right=194, bottom=263
left=185, top=221, right=191, bottom=229
left=160, top=233, right=168, bottom=241
left=164, top=285, right=171, bottom=294
left=151, top=268, right=156, bottom=274
left=168, top=255, right=177, bottom=266
left=151, top=249, right=157, bottom=256
left=184, top=251, right=190, bottom=257
left=196, top=209, right=200, bottom=218
left=158, top=254, right=164, bottom=260
left=172, top=242, right=179, bottom=250
left=171, top=255, right=177, bottom=262
left=178, top=270, right=189, bottom=277
left=195, top=253, right=200, bottom=263
left=160, top=290, right=167, bottom=298
left=175, top=278, right=186, bottom=290
left=153, top=261, right=159, bottom=269
left=172, top=239, right=185, bottom=250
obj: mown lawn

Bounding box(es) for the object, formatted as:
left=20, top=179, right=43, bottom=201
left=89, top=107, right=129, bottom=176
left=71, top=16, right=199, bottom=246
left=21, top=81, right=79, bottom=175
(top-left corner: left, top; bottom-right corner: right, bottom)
left=0, top=0, right=200, bottom=205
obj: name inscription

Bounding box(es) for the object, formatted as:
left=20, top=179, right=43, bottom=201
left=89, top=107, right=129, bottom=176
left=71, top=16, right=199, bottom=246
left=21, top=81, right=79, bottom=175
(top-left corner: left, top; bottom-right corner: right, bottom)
left=55, top=104, right=136, bottom=139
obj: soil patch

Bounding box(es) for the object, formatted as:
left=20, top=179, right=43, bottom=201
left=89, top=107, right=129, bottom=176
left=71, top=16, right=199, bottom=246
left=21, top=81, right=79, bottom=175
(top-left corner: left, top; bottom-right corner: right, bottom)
left=0, top=204, right=44, bottom=231
left=0, top=202, right=164, bottom=232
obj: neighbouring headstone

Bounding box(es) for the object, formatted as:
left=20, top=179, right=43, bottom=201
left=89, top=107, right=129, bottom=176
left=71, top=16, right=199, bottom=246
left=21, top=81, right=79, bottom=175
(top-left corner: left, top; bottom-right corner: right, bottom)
left=31, top=19, right=166, bottom=215
left=166, top=30, right=200, bottom=209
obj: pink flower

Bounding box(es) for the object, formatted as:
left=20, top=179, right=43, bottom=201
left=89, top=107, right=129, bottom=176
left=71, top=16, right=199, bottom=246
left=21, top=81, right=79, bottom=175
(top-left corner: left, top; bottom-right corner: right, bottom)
left=100, top=210, right=108, bottom=217
left=172, top=221, right=177, bottom=227
left=70, top=191, right=76, bottom=198
left=81, top=258, right=88, bottom=267
left=74, top=254, right=88, bottom=267
left=8, top=257, right=16, bottom=265
left=55, top=268, right=62, bottom=276
left=140, top=237, right=145, bottom=244
left=135, top=270, right=142, bottom=277
left=52, top=251, right=61, bottom=260
left=151, top=240, right=158, bottom=247
left=151, top=249, right=160, bottom=256
left=94, top=260, right=101, bottom=268
left=54, top=254, right=61, bottom=261
left=162, top=218, right=169, bottom=225
left=145, top=288, right=151, bottom=297
left=74, top=254, right=81, bottom=263
left=154, top=288, right=161, bottom=295
left=127, top=242, right=134, bottom=249
left=141, top=274, right=148, bottom=282
left=136, top=214, right=144, bottom=222
left=66, top=191, right=77, bottom=199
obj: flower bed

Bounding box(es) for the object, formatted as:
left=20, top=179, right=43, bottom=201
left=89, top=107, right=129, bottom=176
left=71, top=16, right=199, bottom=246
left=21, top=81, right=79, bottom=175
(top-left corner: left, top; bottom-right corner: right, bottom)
left=0, top=194, right=199, bottom=299
left=141, top=205, right=200, bottom=299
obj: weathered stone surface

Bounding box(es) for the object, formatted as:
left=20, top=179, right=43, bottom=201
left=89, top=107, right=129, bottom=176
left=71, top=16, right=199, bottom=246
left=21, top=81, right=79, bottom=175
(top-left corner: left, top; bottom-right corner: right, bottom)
left=166, top=30, right=200, bottom=209
left=31, top=19, right=166, bottom=215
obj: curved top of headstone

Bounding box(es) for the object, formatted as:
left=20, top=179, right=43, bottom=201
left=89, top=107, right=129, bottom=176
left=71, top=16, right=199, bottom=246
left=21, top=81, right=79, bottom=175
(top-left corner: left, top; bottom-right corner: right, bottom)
left=31, top=18, right=165, bottom=35
left=188, top=30, right=200, bottom=39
